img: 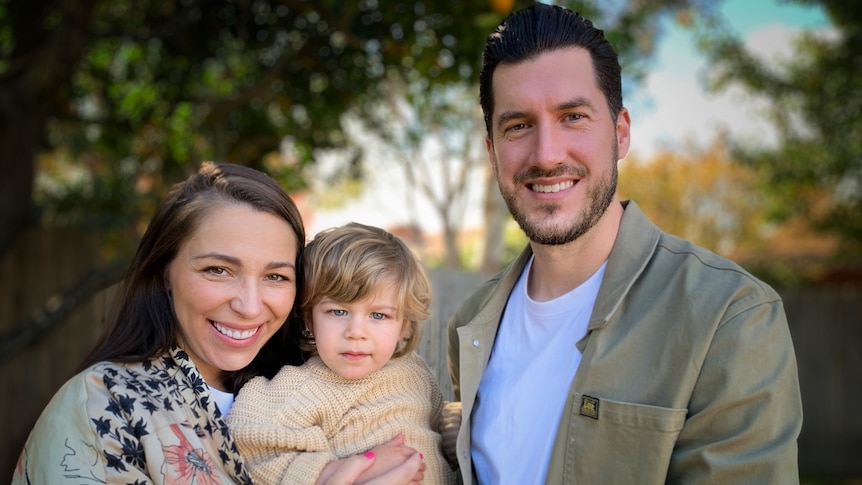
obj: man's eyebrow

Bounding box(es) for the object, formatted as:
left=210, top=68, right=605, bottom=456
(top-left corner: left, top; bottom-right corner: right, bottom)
left=558, top=96, right=594, bottom=112
left=495, top=110, right=528, bottom=132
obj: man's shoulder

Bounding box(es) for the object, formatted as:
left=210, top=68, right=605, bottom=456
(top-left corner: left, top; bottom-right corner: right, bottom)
left=651, top=231, right=782, bottom=303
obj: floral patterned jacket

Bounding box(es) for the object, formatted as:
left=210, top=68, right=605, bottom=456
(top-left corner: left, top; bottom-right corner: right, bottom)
left=12, top=347, right=252, bottom=484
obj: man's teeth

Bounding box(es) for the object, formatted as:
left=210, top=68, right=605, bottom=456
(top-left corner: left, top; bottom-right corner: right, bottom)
left=532, top=180, right=574, bottom=193
left=213, top=321, right=258, bottom=339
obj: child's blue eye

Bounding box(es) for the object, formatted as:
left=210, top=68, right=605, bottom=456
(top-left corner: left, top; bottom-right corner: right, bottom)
left=331, top=309, right=347, bottom=317
left=370, top=312, right=386, bottom=320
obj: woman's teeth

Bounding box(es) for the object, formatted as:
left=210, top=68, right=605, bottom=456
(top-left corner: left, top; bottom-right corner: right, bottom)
left=212, top=321, right=258, bottom=339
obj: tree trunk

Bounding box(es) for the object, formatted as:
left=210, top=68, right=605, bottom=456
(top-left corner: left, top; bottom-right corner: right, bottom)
left=0, top=0, right=99, bottom=255
left=480, top=164, right=508, bottom=273
left=442, top=218, right=461, bottom=270
left=0, top=103, right=40, bottom=255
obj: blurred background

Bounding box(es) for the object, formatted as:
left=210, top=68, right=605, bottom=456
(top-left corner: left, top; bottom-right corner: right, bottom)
left=1, top=0, right=859, bottom=481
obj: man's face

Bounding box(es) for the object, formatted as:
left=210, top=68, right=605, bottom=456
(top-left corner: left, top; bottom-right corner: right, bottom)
left=488, top=47, right=631, bottom=246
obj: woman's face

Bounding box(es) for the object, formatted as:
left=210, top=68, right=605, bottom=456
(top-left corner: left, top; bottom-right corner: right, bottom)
left=166, top=203, right=299, bottom=390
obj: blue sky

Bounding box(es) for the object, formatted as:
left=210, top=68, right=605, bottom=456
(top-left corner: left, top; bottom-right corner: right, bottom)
left=630, top=0, right=830, bottom=155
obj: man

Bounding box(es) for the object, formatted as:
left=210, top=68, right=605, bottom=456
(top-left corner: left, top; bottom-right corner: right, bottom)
left=447, top=4, right=803, bottom=484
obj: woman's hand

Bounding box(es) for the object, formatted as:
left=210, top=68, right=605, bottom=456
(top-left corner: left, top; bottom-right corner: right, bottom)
left=316, top=434, right=425, bottom=485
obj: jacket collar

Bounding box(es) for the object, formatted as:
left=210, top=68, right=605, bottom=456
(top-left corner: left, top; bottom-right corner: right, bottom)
left=587, top=200, right=660, bottom=333
left=464, top=200, right=661, bottom=348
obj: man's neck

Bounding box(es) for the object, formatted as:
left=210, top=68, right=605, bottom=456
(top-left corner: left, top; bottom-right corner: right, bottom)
left=527, top=200, right=623, bottom=302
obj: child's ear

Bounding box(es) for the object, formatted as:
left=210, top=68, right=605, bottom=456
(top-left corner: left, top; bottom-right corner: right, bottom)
left=400, top=321, right=413, bottom=341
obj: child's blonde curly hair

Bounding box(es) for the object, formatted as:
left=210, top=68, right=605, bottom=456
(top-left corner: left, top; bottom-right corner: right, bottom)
left=298, top=222, right=432, bottom=357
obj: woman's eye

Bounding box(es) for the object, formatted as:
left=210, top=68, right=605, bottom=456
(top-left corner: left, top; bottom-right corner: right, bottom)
left=265, top=273, right=287, bottom=282
left=205, top=266, right=227, bottom=276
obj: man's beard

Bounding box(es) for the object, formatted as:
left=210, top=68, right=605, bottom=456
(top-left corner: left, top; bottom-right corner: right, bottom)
left=500, top=145, right=618, bottom=246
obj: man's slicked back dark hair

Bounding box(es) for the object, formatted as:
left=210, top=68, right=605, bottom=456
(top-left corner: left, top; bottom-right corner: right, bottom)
left=479, top=2, right=623, bottom=136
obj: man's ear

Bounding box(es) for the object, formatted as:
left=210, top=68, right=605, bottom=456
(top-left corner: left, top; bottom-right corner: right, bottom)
left=486, top=136, right=499, bottom=177
left=615, top=107, right=631, bottom=160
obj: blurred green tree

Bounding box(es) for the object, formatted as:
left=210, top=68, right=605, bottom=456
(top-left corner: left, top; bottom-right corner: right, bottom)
left=1, top=0, right=512, bottom=255
left=696, top=0, right=862, bottom=262
left=0, top=0, right=718, bottom=259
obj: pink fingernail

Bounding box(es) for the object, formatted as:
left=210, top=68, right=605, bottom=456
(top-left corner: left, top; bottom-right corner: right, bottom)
left=364, top=451, right=375, bottom=460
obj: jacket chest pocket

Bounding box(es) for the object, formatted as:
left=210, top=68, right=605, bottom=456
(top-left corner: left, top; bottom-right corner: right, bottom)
left=560, top=394, right=686, bottom=485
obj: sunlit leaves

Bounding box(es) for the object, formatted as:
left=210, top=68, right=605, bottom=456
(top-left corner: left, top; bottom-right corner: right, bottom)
left=621, top=139, right=771, bottom=257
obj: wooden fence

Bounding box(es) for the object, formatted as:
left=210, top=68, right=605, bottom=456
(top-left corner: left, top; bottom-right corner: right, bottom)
left=1, top=228, right=860, bottom=480
left=782, top=285, right=862, bottom=477
left=0, top=228, right=116, bottom=480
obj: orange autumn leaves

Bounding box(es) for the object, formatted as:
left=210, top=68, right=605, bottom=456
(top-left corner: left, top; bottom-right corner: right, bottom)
left=619, top=139, right=836, bottom=281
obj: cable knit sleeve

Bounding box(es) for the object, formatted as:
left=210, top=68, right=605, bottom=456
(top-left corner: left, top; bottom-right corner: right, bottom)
left=228, top=366, right=335, bottom=485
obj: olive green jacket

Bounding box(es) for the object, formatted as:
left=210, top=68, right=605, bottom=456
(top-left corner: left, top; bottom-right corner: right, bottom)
left=447, top=201, right=802, bottom=484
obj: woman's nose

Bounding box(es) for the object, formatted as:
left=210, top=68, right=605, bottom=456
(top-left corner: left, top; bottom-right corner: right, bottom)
left=230, top=280, right=263, bottom=318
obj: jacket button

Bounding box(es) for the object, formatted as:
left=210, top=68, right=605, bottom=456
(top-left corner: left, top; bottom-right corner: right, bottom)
left=472, top=339, right=480, bottom=347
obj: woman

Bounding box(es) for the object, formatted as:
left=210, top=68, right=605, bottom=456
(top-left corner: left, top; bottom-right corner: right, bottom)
left=12, top=162, right=424, bottom=484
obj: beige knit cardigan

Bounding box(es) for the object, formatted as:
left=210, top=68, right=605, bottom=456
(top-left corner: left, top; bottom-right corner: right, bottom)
left=228, top=352, right=458, bottom=485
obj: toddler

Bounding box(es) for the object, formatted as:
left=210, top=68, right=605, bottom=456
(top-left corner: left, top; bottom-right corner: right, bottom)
left=228, top=222, right=457, bottom=484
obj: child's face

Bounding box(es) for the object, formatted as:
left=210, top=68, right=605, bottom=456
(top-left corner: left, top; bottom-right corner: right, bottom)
left=310, top=282, right=408, bottom=380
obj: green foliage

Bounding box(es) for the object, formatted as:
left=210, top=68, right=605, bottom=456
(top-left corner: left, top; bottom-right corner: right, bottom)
left=28, top=0, right=517, bottom=239
left=696, top=0, right=862, bottom=261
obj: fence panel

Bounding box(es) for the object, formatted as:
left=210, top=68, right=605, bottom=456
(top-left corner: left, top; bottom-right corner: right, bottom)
left=783, top=285, right=862, bottom=477
left=420, top=269, right=491, bottom=401
left=0, top=228, right=108, bottom=481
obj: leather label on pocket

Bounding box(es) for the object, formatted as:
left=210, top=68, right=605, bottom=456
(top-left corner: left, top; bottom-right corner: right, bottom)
left=580, top=395, right=600, bottom=419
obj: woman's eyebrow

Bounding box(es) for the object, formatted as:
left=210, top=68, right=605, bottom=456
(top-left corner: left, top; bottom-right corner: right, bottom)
left=193, top=253, right=295, bottom=270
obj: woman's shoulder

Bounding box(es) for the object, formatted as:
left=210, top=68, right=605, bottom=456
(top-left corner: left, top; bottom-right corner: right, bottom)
left=78, top=356, right=180, bottom=394
left=46, top=361, right=132, bottom=404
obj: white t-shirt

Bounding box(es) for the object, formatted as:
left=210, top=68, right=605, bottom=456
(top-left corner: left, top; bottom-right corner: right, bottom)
left=472, top=257, right=606, bottom=485
left=210, top=385, right=235, bottom=417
